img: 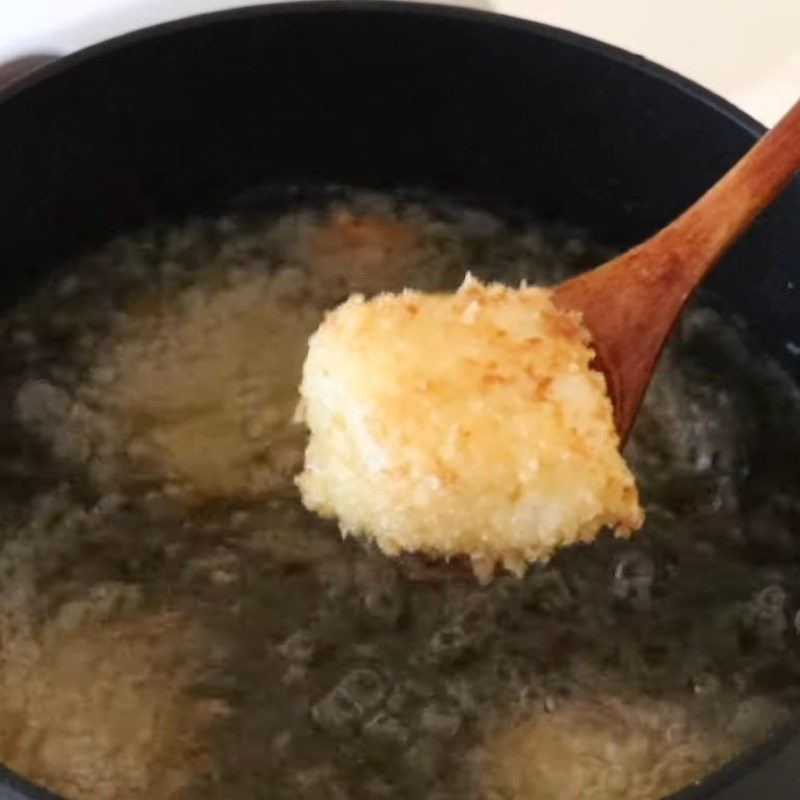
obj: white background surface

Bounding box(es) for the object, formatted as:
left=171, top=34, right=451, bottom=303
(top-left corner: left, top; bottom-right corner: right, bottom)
left=2, top=0, right=799, bottom=125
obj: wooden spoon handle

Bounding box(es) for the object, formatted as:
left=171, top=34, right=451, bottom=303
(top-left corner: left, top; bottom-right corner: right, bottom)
left=659, top=97, right=800, bottom=276
left=554, top=97, right=800, bottom=441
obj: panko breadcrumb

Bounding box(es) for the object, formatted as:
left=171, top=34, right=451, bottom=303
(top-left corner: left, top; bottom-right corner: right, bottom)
left=296, top=275, right=643, bottom=578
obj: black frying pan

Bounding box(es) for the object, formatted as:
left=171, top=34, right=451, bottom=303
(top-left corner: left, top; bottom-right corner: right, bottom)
left=0, top=3, right=799, bottom=799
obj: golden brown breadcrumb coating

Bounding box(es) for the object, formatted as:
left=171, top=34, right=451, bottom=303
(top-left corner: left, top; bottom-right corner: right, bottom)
left=296, top=275, right=642, bottom=579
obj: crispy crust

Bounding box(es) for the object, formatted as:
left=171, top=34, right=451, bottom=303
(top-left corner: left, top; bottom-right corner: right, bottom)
left=296, top=275, right=643, bottom=579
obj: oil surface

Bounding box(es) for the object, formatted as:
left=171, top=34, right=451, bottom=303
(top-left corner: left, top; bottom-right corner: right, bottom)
left=1, top=188, right=799, bottom=800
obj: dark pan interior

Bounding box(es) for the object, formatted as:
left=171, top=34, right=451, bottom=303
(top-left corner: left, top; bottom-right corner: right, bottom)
left=0, top=3, right=799, bottom=799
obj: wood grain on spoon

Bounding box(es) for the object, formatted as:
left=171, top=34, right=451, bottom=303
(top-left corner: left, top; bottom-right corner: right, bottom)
left=553, top=97, right=800, bottom=441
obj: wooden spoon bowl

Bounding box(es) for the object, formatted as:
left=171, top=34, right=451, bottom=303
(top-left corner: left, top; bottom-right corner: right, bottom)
left=553, top=98, right=800, bottom=440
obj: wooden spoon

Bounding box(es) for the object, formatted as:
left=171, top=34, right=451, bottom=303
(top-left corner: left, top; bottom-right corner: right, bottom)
left=553, top=97, right=800, bottom=442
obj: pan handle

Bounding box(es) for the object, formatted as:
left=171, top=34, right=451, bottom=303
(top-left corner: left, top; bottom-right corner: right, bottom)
left=0, top=55, right=59, bottom=92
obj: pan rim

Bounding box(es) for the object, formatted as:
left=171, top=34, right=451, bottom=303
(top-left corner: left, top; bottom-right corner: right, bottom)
left=0, top=4, right=794, bottom=800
